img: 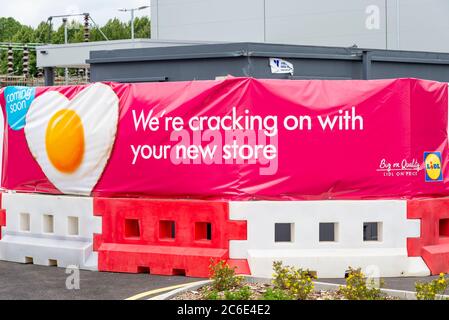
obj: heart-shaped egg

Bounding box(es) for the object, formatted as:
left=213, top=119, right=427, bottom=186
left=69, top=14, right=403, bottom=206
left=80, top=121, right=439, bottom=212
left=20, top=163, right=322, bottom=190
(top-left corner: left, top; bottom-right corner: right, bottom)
left=24, top=83, right=119, bottom=195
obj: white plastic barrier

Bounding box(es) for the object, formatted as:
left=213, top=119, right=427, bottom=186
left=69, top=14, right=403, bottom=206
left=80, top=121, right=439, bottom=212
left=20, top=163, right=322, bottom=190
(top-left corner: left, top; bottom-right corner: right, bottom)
left=229, top=200, right=429, bottom=278
left=0, top=192, right=100, bottom=270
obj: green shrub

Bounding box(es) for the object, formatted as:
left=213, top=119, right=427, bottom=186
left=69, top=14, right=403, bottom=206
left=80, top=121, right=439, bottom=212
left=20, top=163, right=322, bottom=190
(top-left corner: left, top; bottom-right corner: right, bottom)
left=204, top=290, right=220, bottom=300
left=338, top=267, right=384, bottom=300
left=224, top=286, right=253, bottom=300
left=209, top=259, right=243, bottom=291
left=262, top=288, right=294, bottom=300
left=415, top=273, right=448, bottom=300
left=272, top=261, right=316, bottom=300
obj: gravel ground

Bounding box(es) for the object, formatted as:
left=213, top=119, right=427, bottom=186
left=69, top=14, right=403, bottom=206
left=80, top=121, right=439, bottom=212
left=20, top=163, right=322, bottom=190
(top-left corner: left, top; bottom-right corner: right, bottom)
left=171, top=282, right=396, bottom=300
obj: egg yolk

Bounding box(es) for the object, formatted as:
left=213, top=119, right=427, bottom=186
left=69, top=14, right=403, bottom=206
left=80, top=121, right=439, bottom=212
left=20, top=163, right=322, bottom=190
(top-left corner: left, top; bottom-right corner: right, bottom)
left=45, top=109, right=84, bottom=173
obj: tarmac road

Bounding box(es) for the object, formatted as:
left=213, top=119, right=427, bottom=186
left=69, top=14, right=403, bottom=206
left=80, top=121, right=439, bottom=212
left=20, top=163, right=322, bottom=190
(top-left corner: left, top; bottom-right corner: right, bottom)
left=0, top=261, right=203, bottom=300
left=0, top=260, right=440, bottom=300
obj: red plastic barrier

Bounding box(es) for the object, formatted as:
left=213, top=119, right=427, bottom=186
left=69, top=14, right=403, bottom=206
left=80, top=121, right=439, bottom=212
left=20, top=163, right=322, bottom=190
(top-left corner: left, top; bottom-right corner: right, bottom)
left=408, top=198, right=449, bottom=274
left=94, top=198, right=248, bottom=277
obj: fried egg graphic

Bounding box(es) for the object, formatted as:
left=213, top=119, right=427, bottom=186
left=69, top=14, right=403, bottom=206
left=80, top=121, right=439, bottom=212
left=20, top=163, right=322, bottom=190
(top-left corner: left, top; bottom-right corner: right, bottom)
left=24, top=83, right=119, bottom=195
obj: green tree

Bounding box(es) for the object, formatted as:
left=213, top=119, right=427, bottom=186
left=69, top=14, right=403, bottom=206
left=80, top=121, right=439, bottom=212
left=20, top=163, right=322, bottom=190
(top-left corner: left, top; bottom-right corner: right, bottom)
left=133, top=16, right=151, bottom=39
left=34, top=22, right=52, bottom=44
left=98, top=18, right=130, bottom=40
left=0, top=15, right=151, bottom=77
left=11, top=25, right=37, bottom=75
left=0, top=17, right=23, bottom=42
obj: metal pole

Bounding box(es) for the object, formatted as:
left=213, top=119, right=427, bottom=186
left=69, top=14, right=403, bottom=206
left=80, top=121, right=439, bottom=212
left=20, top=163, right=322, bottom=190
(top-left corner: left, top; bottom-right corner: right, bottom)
left=63, top=18, right=68, bottom=85
left=44, top=67, right=55, bottom=86
left=119, top=6, right=149, bottom=40
left=131, top=9, right=135, bottom=40
left=362, top=51, right=373, bottom=80
left=64, top=19, right=68, bottom=44
left=48, top=18, right=53, bottom=43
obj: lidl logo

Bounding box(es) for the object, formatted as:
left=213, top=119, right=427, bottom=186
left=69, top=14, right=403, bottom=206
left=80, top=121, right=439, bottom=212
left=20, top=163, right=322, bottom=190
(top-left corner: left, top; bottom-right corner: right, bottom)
left=424, top=151, right=443, bottom=182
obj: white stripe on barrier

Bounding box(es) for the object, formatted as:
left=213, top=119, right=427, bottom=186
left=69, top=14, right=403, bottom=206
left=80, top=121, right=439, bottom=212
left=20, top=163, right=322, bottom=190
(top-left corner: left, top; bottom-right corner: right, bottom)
left=229, top=200, right=429, bottom=278
left=0, top=192, right=100, bottom=270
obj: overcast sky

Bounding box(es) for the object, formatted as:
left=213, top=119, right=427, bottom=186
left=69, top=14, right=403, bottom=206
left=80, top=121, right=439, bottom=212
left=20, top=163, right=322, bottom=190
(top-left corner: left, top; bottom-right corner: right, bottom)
left=0, top=0, right=151, bottom=27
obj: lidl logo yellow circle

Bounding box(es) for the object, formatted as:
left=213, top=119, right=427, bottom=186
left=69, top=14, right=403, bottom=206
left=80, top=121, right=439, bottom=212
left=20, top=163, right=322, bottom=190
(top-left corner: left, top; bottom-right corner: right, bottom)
left=424, top=151, right=443, bottom=182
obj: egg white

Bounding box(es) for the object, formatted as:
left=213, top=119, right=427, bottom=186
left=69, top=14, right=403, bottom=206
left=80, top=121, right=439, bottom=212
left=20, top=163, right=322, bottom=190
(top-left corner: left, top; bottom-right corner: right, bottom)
left=24, top=83, right=119, bottom=195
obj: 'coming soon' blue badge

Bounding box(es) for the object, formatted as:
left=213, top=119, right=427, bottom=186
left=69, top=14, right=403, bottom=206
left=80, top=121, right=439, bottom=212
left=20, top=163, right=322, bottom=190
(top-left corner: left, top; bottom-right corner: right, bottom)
left=4, top=86, right=35, bottom=130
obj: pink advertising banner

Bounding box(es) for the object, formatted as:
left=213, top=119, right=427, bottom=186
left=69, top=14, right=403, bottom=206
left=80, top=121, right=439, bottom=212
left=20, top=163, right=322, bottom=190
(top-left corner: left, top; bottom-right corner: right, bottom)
left=0, top=77, right=448, bottom=200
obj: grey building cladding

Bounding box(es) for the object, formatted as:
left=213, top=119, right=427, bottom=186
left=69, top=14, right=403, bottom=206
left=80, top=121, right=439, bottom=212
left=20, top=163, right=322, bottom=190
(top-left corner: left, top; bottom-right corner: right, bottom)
left=88, top=42, right=449, bottom=83
left=151, top=0, right=449, bottom=53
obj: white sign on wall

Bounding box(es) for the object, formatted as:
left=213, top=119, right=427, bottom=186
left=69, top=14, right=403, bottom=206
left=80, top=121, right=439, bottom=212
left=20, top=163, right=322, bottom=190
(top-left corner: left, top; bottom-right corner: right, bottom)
left=269, top=58, right=294, bottom=75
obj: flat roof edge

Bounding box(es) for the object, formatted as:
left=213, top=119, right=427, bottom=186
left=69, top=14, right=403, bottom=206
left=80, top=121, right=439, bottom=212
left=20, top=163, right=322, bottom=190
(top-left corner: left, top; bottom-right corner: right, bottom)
left=87, top=42, right=449, bottom=65
left=36, top=38, right=221, bottom=50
